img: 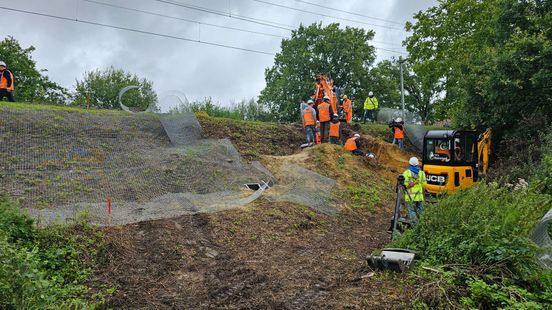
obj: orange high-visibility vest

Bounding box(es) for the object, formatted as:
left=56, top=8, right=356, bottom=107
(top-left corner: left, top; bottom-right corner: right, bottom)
left=303, top=107, right=315, bottom=126
left=394, top=126, right=404, bottom=139
left=344, top=138, right=358, bottom=151
left=343, top=99, right=352, bottom=123
left=329, top=122, right=340, bottom=137
left=318, top=102, right=331, bottom=122
left=0, top=70, right=14, bottom=91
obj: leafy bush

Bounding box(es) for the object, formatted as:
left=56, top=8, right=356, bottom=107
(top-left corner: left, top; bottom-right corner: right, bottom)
left=0, top=196, right=111, bottom=308
left=393, top=184, right=552, bottom=308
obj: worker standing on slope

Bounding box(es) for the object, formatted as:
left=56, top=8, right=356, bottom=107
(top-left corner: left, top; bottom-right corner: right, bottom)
left=329, top=114, right=340, bottom=145
left=363, top=91, right=378, bottom=123
left=403, top=157, right=427, bottom=225
left=317, top=95, right=334, bottom=143
left=0, top=61, right=15, bottom=102
left=341, top=95, right=353, bottom=123
left=302, top=99, right=318, bottom=147
left=389, top=117, right=405, bottom=150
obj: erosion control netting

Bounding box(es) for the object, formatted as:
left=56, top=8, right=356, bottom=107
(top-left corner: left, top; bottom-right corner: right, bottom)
left=531, top=208, right=552, bottom=269
left=265, top=163, right=337, bottom=215
left=377, top=108, right=426, bottom=151
left=0, top=106, right=273, bottom=225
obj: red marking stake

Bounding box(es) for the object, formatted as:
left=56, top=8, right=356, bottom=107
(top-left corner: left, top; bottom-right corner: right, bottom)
left=107, top=197, right=112, bottom=225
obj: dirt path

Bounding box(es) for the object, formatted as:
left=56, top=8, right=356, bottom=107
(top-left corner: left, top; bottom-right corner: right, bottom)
left=95, top=201, right=410, bottom=309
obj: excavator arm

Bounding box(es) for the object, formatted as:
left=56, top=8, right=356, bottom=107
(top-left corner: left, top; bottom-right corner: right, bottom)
left=314, top=74, right=338, bottom=113
left=477, top=128, right=492, bottom=177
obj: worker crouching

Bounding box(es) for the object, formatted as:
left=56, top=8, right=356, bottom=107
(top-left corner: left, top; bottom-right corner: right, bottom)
left=344, top=133, right=374, bottom=158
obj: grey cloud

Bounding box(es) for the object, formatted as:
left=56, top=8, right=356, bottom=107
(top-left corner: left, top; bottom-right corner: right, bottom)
left=1, top=0, right=436, bottom=105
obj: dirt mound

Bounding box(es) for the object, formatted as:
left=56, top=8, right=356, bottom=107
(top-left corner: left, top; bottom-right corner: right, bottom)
left=198, top=116, right=304, bottom=160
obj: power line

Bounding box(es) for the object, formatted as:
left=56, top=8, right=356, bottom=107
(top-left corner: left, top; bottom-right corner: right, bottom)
left=251, top=0, right=405, bottom=31
left=294, top=0, right=404, bottom=25
left=152, top=0, right=408, bottom=48
left=0, top=5, right=407, bottom=56
left=153, top=0, right=294, bottom=31
left=0, top=6, right=276, bottom=55
left=84, top=0, right=286, bottom=38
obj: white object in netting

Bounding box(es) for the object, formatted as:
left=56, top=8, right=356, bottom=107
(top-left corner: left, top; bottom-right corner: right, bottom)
left=532, top=208, right=552, bottom=269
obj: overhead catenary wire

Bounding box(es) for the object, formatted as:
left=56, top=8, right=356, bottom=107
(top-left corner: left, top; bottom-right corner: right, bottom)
left=85, top=0, right=407, bottom=54
left=84, top=0, right=286, bottom=38
left=294, top=0, right=404, bottom=25
left=152, top=0, right=407, bottom=50
left=0, top=5, right=407, bottom=56
left=153, top=0, right=294, bottom=30
left=0, top=6, right=276, bottom=55
left=251, top=0, right=406, bottom=31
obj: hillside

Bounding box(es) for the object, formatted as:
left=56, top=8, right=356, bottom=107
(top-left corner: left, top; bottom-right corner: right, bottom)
left=0, top=102, right=418, bottom=308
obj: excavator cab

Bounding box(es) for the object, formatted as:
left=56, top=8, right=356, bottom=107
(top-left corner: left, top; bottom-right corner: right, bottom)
left=422, top=130, right=482, bottom=195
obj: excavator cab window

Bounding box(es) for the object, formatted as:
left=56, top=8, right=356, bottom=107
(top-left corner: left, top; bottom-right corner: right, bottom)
left=425, top=138, right=451, bottom=163
left=423, top=130, right=478, bottom=167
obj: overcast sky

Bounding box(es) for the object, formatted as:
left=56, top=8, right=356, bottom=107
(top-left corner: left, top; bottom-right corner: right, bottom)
left=1, top=0, right=436, bottom=109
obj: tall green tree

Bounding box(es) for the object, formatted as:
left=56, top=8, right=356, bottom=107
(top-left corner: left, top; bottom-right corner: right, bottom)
left=258, top=23, right=376, bottom=122
left=370, top=59, right=441, bottom=123
left=0, top=36, right=69, bottom=104
left=405, top=0, right=551, bottom=150
left=73, top=67, right=157, bottom=110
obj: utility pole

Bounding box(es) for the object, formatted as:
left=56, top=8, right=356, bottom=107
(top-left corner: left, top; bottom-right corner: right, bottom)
left=399, top=56, right=406, bottom=121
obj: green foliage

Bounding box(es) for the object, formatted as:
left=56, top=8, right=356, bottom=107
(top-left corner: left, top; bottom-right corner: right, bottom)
left=370, top=59, right=440, bottom=123
left=393, top=183, right=551, bottom=308
left=259, top=23, right=375, bottom=122
left=406, top=0, right=552, bottom=165
left=182, top=97, right=273, bottom=121
left=73, top=66, right=158, bottom=110
left=0, top=196, right=111, bottom=308
left=348, top=185, right=380, bottom=210
left=0, top=36, right=69, bottom=104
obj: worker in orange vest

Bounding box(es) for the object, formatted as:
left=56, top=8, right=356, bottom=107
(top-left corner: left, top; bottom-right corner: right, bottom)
left=389, top=117, right=405, bottom=150
left=302, top=99, right=318, bottom=147
left=0, top=61, right=15, bottom=102
left=329, top=114, right=340, bottom=145
left=315, top=121, right=321, bottom=144
left=317, top=95, right=335, bottom=143
left=341, top=95, right=353, bottom=123
left=344, top=133, right=375, bottom=158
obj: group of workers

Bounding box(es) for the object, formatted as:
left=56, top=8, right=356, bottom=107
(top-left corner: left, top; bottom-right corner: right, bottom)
left=302, top=94, right=374, bottom=157
left=302, top=90, right=427, bottom=224
left=0, top=61, right=15, bottom=102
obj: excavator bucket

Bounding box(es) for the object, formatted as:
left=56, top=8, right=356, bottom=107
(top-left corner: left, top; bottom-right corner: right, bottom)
left=366, top=248, right=416, bottom=272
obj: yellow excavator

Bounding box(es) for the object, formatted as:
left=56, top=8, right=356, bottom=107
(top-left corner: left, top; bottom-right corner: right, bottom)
left=422, top=128, right=492, bottom=195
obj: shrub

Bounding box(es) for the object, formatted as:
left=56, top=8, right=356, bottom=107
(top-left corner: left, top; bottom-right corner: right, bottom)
left=0, top=196, right=111, bottom=308
left=393, top=184, right=552, bottom=307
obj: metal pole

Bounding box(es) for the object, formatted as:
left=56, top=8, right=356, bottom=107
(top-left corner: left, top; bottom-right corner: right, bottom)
left=399, top=56, right=405, bottom=121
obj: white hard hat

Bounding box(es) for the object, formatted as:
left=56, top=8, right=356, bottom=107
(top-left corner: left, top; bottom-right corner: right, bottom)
left=354, top=133, right=360, bottom=138
left=307, top=99, right=314, bottom=104
left=368, top=91, right=374, bottom=97
left=367, top=153, right=375, bottom=159
left=0, top=61, right=6, bottom=67
left=323, top=95, right=330, bottom=100
left=409, top=157, right=419, bottom=166
left=333, top=113, right=338, bottom=117
left=396, top=117, right=402, bottom=122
